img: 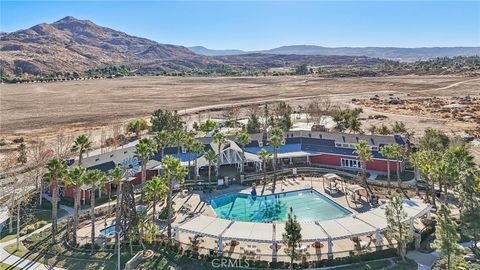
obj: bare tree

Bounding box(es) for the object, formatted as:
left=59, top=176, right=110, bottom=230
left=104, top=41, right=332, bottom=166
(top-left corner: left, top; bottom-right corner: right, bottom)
left=307, top=97, right=333, bottom=125
left=55, top=132, right=74, bottom=158
left=223, top=106, right=241, bottom=129
left=28, top=139, right=53, bottom=204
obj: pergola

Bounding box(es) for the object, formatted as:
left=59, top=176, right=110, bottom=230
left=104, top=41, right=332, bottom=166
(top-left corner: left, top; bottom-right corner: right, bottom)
left=174, top=199, right=431, bottom=261
left=322, top=173, right=345, bottom=193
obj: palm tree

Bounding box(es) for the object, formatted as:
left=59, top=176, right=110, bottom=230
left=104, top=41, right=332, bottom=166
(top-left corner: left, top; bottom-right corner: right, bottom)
left=391, top=144, right=405, bottom=188
left=204, top=150, right=218, bottom=183
left=135, top=138, right=156, bottom=185
left=410, top=152, right=422, bottom=196
left=154, top=130, right=171, bottom=159
left=66, top=165, right=86, bottom=246
left=213, top=132, right=227, bottom=179
left=44, top=157, right=67, bottom=243
left=184, top=134, right=196, bottom=180
left=108, top=166, right=125, bottom=249
left=190, top=139, right=205, bottom=180
left=162, top=155, right=187, bottom=239
left=171, top=130, right=186, bottom=155
left=258, top=148, right=270, bottom=193
left=84, top=169, right=106, bottom=254
left=236, top=132, right=251, bottom=175
left=415, top=151, right=437, bottom=205
left=71, top=134, right=92, bottom=166
left=354, top=140, right=373, bottom=196
left=379, top=145, right=395, bottom=192
left=268, top=127, right=283, bottom=192
left=144, top=176, right=167, bottom=221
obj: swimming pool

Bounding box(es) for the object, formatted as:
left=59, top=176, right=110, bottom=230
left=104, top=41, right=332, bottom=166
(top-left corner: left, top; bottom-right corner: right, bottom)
left=210, top=189, right=351, bottom=222
left=100, top=224, right=116, bottom=237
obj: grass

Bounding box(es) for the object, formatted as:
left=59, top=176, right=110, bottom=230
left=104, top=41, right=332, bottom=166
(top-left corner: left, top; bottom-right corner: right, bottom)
left=4, top=224, right=133, bottom=270
left=0, top=263, right=20, bottom=270
left=375, top=170, right=415, bottom=182
left=0, top=199, right=68, bottom=243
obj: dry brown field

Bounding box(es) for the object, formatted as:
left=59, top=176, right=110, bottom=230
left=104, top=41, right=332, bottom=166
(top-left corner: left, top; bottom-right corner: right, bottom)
left=1, top=75, right=479, bottom=157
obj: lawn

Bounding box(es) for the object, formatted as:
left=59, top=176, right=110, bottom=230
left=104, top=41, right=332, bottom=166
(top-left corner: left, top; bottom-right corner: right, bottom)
left=0, top=199, right=68, bottom=243
left=0, top=263, right=20, bottom=270
left=374, top=170, right=415, bottom=182
left=4, top=224, right=133, bottom=270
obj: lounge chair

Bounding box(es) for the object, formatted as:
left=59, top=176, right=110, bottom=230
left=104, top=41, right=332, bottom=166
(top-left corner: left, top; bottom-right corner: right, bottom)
left=282, top=180, right=289, bottom=186
left=293, top=178, right=300, bottom=184
left=288, top=179, right=295, bottom=185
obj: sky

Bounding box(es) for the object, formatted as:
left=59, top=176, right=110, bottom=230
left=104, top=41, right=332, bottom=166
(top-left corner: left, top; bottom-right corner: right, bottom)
left=1, top=1, right=479, bottom=50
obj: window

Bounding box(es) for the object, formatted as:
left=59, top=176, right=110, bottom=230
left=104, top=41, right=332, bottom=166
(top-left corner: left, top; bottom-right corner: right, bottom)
left=258, top=141, right=263, bottom=147
left=335, top=143, right=342, bottom=147
left=341, top=158, right=361, bottom=169
left=281, top=139, right=286, bottom=145
left=371, top=146, right=378, bottom=151
left=182, top=147, right=187, bottom=153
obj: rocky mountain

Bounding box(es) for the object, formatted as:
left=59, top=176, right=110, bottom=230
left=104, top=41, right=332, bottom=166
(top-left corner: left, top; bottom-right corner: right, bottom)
left=192, top=45, right=480, bottom=61
left=0, top=16, right=220, bottom=75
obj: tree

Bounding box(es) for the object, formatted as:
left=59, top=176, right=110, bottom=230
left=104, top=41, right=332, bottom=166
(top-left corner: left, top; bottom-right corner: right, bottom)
left=418, top=128, right=449, bottom=152
left=150, top=109, right=184, bottom=133
left=127, top=119, right=149, bottom=138
left=190, top=139, right=205, bottom=179
left=29, top=139, right=53, bottom=205
left=378, top=124, right=392, bottom=135
left=204, top=150, right=218, bottom=183
left=390, top=144, right=405, bottom=188
left=379, top=145, right=395, bottom=192
left=434, top=204, right=460, bottom=269
left=171, top=129, right=187, bottom=155
left=391, top=121, right=407, bottom=134
left=71, top=134, right=92, bottom=166
left=154, top=130, right=172, bottom=158
left=236, top=132, right=251, bottom=175
left=183, top=134, right=196, bottom=180
left=269, top=127, right=283, bottom=192
left=295, top=64, right=309, bottom=75
left=283, top=207, right=302, bottom=269
left=213, top=132, right=227, bottom=179
left=135, top=138, right=156, bottom=185
left=162, top=156, right=187, bottom=239
left=198, top=119, right=218, bottom=136
left=108, top=166, right=125, bottom=249
left=385, top=194, right=411, bottom=261
left=258, top=148, right=270, bottom=192
left=354, top=140, right=373, bottom=196
left=415, top=150, right=438, bottom=205
left=16, top=143, right=27, bottom=165
left=367, top=125, right=377, bottom=135
left=458, top=168, right=480, bottom=247
left=43, top=157, right=68, bottom=243
left=246, top=113, right=261, bottom=134
left=84, top=169, right=106, bottom=253
left=144, top=176, right=167, bottom=221
left=66, top=166, right=86, bottom=246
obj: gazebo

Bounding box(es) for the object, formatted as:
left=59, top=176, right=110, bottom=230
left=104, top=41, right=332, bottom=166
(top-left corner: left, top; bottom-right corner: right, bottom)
left=322, top=173, right=345, bottom=193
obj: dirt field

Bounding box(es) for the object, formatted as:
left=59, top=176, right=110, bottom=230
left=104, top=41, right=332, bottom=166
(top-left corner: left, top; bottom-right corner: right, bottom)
left=1, top=75, right=479, bottom=151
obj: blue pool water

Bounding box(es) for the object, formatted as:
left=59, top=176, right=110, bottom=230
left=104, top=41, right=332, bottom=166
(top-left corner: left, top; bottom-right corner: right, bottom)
left=100, top=224, right=116, bottom=236
left=210, top=189, right=351, bottom=222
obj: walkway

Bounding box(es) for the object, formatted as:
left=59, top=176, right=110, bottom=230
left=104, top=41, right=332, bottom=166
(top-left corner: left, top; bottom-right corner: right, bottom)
left=0, top=223, right=64, bottom=270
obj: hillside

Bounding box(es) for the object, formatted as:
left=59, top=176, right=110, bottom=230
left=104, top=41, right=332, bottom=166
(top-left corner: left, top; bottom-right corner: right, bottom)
left=0, top=16, right=220, bottom=75
left=192, top=45, right=480, bottom=61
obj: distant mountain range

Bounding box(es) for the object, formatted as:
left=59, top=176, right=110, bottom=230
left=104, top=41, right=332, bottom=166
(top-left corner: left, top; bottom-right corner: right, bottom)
left=189, top=45, right=480, bottom=61
left=1, top=16, right=478, bottom=77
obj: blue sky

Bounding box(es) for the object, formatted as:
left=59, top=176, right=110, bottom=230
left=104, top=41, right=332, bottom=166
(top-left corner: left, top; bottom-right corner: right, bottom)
left=1, top=1, right=479, bottom=50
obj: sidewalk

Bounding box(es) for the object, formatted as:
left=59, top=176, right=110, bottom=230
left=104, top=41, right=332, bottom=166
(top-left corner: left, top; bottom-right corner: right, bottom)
left=0, top=223, right=64, bottom=270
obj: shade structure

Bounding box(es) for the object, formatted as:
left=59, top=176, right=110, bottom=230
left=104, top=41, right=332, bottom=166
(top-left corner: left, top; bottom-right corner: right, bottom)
left=300, top=223, right=329, bottom=242
left=222, top=221, right=274, bottom=243
left=346, top=184, right=365, bottom=193
left=175, top=198, right=431, bottom=244
left=178, top=215, right=233, bottom=238
left=317, top=219, right=352, bottom=240
left=335, top=216, right=377, bottom=237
